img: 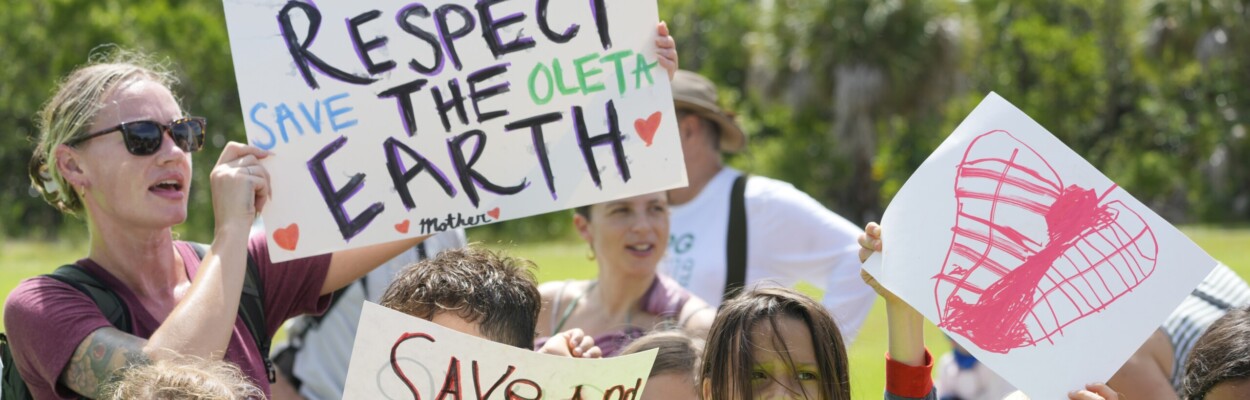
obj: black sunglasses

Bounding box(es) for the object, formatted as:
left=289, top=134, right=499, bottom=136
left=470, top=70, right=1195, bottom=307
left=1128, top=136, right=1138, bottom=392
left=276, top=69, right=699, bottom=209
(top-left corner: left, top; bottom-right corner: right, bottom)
left=67, top=117, right=206, bottom=155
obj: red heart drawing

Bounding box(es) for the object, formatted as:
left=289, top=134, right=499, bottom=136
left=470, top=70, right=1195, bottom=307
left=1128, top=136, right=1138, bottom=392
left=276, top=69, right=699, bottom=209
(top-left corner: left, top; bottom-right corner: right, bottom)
left=274, top=223, right=300, bottom=251
left=487, top=207, right=501, bottom=220
left=934, top=130, right=1158, bottom=354
left=395, top=220, right=410, bottom=234
left=634, top=111, right=662, bottom=146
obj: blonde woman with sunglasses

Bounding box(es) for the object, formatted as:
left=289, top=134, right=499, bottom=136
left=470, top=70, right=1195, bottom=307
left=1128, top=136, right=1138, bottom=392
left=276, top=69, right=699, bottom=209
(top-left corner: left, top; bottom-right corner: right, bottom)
left=7, top=49, right=425, bottom=400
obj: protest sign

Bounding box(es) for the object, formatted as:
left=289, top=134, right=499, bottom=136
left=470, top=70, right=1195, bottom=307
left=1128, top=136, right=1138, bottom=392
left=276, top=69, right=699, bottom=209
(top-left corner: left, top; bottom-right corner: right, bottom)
left=343, top=302, right=658, bottom=399
left=222, top=0, right=685, bottom=261
left=862, top=93, right=1216, bottom=398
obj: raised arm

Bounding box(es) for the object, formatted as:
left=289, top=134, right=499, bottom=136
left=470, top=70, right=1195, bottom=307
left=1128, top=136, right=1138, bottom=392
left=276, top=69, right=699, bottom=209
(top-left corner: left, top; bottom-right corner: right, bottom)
left=859, top=223, right=926, bottom=367
left=859, top=222, right=936, bottom=400
left=860, top=223, right=1121, bottom=400
left=679, top=296, right=716, bottom=338
left=60, top=329, right=147, bottom=398
left=59, top=227, right=263, bottom=398
left=323, top=235, right=429, bottom=295
left=61, top=143, right=268, bottom=397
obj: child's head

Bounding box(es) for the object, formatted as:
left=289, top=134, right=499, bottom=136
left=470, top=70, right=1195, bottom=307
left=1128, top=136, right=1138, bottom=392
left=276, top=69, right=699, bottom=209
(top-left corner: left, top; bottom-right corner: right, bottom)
left=1183, top=306, right=1250, bottom=400
left=379, top=246, right=541, bottom=348
left=102, top=356, right=263, bottom=400
left=621, top=330, right=704, bottom=400
left=699, top=287, right=850, bottom=400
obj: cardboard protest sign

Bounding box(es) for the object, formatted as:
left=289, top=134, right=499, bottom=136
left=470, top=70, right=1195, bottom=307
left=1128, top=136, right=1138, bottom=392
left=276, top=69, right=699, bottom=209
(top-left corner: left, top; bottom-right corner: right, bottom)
left=862, top=93, right=1216, bottom=398
left=222, top=0, right=685, bottom=261
left=344, top=302, right=658, bottom=399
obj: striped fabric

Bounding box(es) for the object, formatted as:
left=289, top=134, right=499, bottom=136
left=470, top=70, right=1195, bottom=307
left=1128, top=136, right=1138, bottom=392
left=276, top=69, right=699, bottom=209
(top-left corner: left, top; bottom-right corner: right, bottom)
left=1161, top=263, right=1250, bottom=391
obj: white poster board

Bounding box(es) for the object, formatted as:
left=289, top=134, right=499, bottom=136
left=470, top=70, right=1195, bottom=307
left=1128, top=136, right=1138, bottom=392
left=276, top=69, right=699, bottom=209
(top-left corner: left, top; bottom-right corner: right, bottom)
left=863, top=93, right=1215, bottom=398
left=223, top=0, right=685, bottom=261
left=344, top=302, right=658, bottom=399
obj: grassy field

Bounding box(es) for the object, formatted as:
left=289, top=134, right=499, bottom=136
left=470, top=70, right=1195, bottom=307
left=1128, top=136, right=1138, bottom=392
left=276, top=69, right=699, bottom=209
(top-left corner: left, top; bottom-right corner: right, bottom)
left=2, top=227, right=1247, bottom=398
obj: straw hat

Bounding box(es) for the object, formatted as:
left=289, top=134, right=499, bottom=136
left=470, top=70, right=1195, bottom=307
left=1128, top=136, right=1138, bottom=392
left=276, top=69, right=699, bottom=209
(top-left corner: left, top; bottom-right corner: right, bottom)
left=672, top=70, right=746, bottom=153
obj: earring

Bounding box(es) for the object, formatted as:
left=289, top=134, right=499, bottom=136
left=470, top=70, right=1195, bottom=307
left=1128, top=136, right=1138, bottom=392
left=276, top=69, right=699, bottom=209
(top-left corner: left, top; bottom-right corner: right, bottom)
left=586, top=247, right=596, bottom=261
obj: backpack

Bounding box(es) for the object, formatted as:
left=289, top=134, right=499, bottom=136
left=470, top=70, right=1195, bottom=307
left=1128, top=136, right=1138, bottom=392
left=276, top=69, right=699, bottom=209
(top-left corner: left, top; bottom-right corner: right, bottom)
left=1, top=243, right=272, bottom=400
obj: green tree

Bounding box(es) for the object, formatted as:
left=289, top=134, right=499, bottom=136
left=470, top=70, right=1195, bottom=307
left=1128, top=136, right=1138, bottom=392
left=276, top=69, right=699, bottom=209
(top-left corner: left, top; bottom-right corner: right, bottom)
left=1135, top=0, right=1250, bottom=221
left=0, top=0, right=238, bottom=241
left=658, top=0, right=961, bottom=224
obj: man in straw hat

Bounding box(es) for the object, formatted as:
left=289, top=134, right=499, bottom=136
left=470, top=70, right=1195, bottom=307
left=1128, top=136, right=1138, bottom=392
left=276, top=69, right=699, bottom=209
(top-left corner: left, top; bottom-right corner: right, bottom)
left=663, top=70, right=875, bottom=340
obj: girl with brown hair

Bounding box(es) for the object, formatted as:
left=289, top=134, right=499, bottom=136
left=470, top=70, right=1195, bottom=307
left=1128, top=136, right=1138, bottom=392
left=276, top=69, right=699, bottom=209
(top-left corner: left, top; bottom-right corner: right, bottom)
left=699, top=286, right=856, bottom=400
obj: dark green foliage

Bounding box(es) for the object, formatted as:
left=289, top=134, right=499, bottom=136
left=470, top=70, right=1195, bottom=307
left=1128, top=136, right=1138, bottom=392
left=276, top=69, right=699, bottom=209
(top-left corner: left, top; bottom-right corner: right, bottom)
left=0, top=1, right=237, bottom=242
left=658, top=0, right=1250, bottom=226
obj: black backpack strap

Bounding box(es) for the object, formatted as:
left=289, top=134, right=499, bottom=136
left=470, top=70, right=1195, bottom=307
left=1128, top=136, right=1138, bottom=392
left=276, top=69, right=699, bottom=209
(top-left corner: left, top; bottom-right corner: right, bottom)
left=1, top=331, right=34, bottom=400
left=189, top=243, right=274, bottom=383
left=242, top=253, right=275, bottom=383
left=8, top=264, right=137, bottom=400
left=723, top=173, right=750, bottom=303
left=46, top=265, right=132, bottom=332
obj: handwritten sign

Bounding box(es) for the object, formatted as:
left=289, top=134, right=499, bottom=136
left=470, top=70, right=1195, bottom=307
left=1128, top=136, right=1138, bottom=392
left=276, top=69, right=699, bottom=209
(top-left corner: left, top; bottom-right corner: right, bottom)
left=862, top=93, right=1216, bottom=398
left=222, top=0, right=686, bottom=261
left=344, top=302, right=658, bottom=399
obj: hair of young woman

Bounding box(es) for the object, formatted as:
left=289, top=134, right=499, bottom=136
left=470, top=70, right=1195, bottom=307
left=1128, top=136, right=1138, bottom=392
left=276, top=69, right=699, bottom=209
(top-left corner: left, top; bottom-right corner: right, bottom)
left=621, top=330, right=703, bottom=379
left=1182, top=306, right=1250, bottom=399
left=699, top=286, right=850, bottom=400
left=102, top=356, right=263, bottom=400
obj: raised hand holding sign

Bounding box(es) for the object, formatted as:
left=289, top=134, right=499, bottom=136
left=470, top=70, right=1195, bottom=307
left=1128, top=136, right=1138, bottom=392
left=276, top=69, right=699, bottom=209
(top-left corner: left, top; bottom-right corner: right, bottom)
left=222, top=0, right=685, bottom=261
left=862, top=93, right=1215, bottom=398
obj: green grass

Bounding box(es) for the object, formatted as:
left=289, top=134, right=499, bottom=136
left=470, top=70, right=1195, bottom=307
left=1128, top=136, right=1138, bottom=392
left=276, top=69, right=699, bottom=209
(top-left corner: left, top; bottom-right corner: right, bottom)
left=3, top=226, right=1248, bottom=398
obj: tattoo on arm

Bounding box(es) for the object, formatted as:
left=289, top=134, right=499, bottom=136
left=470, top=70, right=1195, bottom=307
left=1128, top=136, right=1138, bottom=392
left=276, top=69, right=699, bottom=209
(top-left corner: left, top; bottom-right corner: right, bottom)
left=61, top=328, right=150, bottom=398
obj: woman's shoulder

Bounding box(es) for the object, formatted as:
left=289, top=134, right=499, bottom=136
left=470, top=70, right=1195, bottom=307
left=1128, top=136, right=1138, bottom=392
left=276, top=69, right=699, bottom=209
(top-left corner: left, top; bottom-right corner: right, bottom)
left=7, top=274, right=80, bottom=303
left=647, top=274, right=696, bottom=312
left=675, top=290, right=715, bottom=335
left=639, top=275, right=711, bottom=332
left=536, top=279, right=590, bottom=336
left=3, top=274, right=116, bottom=399
left=4, top=274, right=98, bottom=327
left=538, top=279, right=590, bottom=303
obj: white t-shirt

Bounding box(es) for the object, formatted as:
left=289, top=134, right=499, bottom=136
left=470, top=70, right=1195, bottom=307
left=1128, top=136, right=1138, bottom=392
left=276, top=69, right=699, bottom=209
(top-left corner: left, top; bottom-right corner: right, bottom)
left=281, top=230, right=467, bottom=400
left=662, top=167, right=876, bottom=340
left=1162, top=263, right=1250, bottom=391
